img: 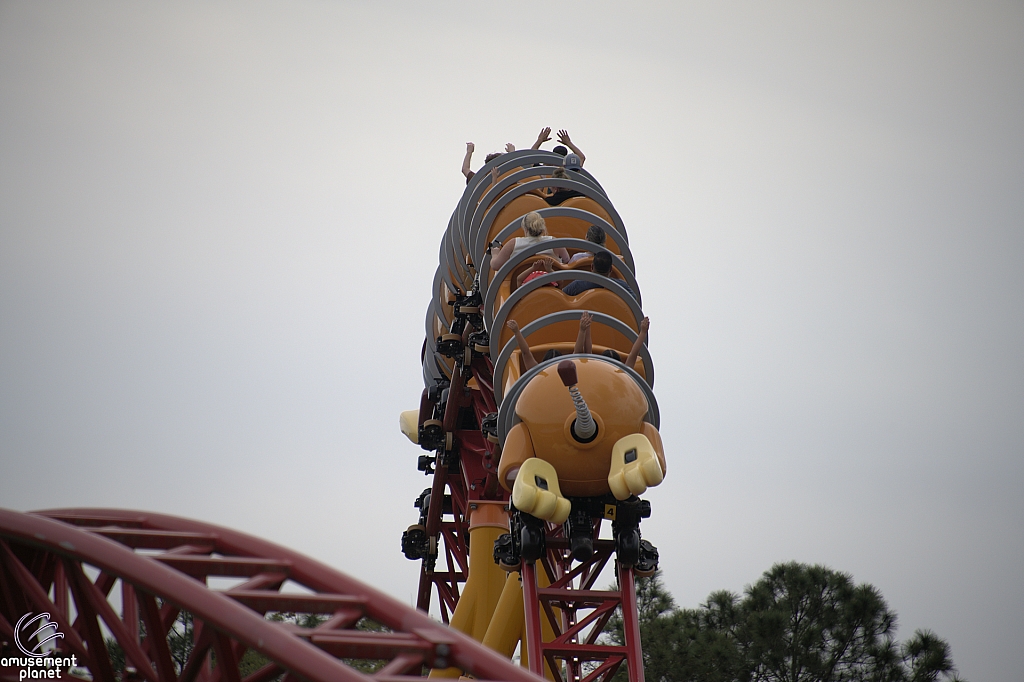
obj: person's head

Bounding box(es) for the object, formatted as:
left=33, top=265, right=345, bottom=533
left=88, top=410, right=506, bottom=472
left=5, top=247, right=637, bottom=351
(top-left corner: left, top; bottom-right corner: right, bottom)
left=593, top=251, right=613, bottom=275
left=484, top=152, right=502, bottom=164
left=585, top=225, right=606, bottom=246
left=552, top=145, right=568, bottom=157
left=522, top=212, right=547, bottom=237
left=563, top=153, right=582, bottom=171
left=551, top=167, right=569, bottom=180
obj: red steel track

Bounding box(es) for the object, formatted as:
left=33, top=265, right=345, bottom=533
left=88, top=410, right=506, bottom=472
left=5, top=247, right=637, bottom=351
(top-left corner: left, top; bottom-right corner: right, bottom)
left=0, top=508, right=544, bottom=682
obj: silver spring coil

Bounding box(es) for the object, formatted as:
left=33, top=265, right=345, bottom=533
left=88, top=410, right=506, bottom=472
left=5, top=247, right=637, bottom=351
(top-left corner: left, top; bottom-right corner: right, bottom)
left=568, top=384, right=596, bottom=440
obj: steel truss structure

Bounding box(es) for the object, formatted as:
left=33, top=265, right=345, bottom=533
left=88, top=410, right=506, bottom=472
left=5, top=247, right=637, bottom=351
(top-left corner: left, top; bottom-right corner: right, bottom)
left=0, top=508, right=543, bottom=682
left=520, top=536, right=645, bottom=682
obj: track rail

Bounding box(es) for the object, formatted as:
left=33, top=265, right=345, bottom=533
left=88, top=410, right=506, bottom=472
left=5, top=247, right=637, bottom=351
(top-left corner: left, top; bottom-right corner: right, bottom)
left=0, top=508, right=544, bottom=682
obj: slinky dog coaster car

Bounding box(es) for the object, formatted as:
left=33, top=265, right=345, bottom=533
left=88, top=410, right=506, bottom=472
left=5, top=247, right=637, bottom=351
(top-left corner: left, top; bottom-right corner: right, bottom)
left=501, top=357, right=665, bottom=524
left=401, top=147, right=665, bottom=681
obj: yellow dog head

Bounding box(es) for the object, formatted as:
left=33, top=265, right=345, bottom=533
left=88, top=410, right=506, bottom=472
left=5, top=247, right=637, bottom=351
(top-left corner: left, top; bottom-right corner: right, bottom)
left=499, top=358, right=666, bottom=503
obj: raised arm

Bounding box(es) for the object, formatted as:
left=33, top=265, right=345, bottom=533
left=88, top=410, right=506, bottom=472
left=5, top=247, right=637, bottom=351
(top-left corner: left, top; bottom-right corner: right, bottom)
left=625, top=317, right=649, bottom=370
left=557, top=130, right=586, bottom=166
left=462, top=142, right=475, bottom=179
left=574, top=311, right=593, bottom=355
left=507, top=320, right=538, bottom=370
left=531, top=127, right=552, bottom=150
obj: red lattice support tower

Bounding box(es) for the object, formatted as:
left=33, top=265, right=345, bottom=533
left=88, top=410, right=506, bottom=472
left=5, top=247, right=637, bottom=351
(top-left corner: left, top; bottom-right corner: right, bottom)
left=0, top=508, right=545, bottom=682
left=413, top=352, right=502, bottom=621
left=521, top=534, right=645, bottom=682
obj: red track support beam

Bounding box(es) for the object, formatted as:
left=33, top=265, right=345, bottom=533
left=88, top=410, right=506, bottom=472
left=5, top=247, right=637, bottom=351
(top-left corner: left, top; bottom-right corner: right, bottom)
left=616, top=563, right=645, bottom=682
left=520, top=535, right=646, bottom=682
left=0, top=508, right=546, bottom=682
left=521, top=561, right=546, bottom=678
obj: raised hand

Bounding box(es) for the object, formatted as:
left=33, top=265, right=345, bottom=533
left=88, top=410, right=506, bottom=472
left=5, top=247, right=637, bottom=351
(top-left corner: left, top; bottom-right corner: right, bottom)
left=505, top=142, right=516, bottom=153
left=580, top=311, right=592, bottom=332
left=536, top=127, right=552, bottom=143
left=466, top=142, right=475, bottom=152
left=556, top=130, right=585, bottom=165
left=640, top=317, right=650, bottom=333
left=507, top=319, right=520, bottom=332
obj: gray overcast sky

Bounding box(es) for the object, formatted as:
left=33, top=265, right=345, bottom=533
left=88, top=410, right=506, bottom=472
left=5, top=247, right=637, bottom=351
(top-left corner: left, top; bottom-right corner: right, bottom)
left=1, top=2, right=1021, bottom=680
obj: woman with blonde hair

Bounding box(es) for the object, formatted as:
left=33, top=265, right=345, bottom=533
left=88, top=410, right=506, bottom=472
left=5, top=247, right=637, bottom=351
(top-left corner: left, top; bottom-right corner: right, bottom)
left=489, top=211, right=570, bottom=270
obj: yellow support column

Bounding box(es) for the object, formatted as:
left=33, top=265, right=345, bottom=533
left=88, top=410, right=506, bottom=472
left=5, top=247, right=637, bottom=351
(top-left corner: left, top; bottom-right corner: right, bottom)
left=430, top=501, right=509, bottom=678
left=482, top=566, right=557, bottom=680
left=481, top=570, right=525, bottom=658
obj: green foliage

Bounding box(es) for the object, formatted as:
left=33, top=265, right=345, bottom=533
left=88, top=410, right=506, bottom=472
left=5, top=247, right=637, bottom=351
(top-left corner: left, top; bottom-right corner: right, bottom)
left=266, top=610, right=329, bottom=629
left=105, top=637, right=126, bottom=677
left=166, top=608, right=196, bottom=675
left=608, top=572, right=692, bottom=682
left=342, top=618, right=393, bottom=674
left=237, top=611, right=330, bottom=680
left=742, top=562, right=898, bottom=682
left=238, top=647, right=273, bottom=679
left=606, top=563, right=963, bottom=682
left=106, top=605, right=192, bottom=680
left=902, top=630, right=958, bottom=682
left=241, top=612, right=393, bottom=676
left=106, top=600, right=394, bottom=680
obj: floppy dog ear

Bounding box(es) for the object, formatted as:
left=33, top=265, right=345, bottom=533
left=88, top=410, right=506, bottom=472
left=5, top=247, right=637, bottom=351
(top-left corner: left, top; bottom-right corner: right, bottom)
left=498, top=422, right=536, bottom=492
